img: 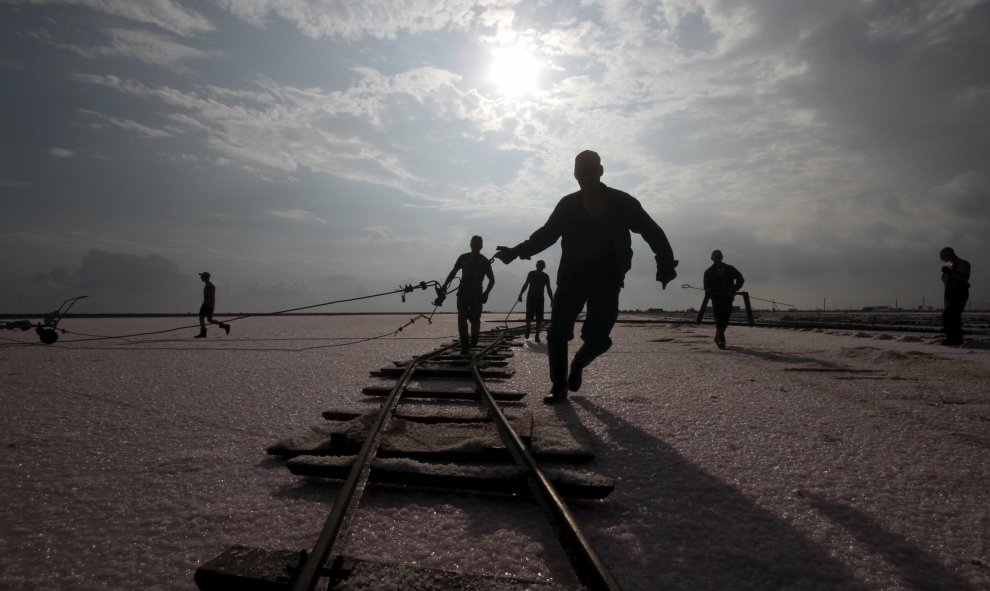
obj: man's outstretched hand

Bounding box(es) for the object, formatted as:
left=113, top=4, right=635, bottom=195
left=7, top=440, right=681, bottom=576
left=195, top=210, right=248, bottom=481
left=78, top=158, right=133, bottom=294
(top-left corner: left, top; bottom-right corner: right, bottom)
left=656, top=259, right=678, bottom=289
left=495, top=246, right=517, bottom=264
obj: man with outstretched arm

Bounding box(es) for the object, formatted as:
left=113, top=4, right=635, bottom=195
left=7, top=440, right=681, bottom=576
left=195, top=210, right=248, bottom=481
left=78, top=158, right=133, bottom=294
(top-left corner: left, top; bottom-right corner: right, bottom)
left=517, top=260, right=554, bottom=342
left=441, top=235, right=495, bottom=355
left=495, top=150, right=677, bottom=403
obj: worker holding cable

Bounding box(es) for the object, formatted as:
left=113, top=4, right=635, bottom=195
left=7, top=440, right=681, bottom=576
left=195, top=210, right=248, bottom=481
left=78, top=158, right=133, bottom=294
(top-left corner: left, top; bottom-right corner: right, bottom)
left=517, top=260, right=554, bottom=343
left=495, top=150, right=677, bottom=403
left=440, top=235, right=495, bottom=355
left=703, top=250, right=744, bottom=349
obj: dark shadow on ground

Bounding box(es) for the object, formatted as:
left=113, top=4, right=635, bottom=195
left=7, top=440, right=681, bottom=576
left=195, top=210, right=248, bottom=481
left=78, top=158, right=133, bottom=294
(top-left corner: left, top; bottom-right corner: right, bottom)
left=727, top=345, right=848, bottom=369
left=808, top=495, right=974, bottom=590
left=561, top=396, right=868, bottom=590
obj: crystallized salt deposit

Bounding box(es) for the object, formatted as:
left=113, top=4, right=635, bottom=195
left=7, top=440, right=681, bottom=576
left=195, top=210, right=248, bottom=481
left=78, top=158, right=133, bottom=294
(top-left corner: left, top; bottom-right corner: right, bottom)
left=1, top=315, right=988, bottom=590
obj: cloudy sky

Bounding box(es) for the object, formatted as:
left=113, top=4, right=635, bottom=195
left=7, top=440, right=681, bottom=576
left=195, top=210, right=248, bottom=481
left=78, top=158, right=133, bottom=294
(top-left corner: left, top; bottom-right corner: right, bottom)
left=2, top=0, right=987, bottom=314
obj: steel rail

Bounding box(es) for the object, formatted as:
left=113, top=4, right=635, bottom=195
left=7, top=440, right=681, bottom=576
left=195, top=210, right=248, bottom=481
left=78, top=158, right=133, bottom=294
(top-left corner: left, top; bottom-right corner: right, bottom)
left=292, top=341, right=459, bottom=591
left=470, top=329, right=622, bottom=591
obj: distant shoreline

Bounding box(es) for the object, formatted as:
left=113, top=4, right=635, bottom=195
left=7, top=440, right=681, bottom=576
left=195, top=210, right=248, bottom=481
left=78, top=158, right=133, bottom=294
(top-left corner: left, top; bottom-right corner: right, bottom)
left=4, top=310, right=988, bottom=337
left=0, top=312, right=461, bottom=318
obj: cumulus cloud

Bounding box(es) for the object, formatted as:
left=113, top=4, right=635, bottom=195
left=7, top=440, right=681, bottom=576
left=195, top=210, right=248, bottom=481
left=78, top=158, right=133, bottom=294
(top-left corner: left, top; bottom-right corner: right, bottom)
left=22, top=249, right=192, bottom=313
left=74, top=249, right=184, bottom=291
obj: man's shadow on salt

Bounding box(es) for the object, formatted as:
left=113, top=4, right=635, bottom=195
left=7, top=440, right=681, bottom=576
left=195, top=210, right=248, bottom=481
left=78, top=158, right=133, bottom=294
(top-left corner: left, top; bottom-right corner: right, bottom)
left=548, top=396, right=970, bottom=590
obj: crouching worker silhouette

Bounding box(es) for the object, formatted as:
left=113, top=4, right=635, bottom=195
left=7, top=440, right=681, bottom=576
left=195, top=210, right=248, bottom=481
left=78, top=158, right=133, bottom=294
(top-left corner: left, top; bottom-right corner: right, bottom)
left=495, top=150, right=677, bottom=403
left=196, top=272, right=230, bottom=338
left=703, top=250, right=744, bottom=349
left=441, top=235, right=494, bottom=355
left=518, top=260, right=554, bottom=342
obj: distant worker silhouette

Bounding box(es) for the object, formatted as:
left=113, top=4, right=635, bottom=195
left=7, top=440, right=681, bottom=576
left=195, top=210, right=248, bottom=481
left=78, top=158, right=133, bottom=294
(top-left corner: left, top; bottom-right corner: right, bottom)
left=939, top=247, right=971, bottom=346
left=442, top=236, right=495, bottom=355
left=495, top=150, right=678, bottom=403
left=703, top=250, right=744, bottom=349
left=518, top=260, right=554, bottom=342
left=196, top=272, right=230, bottom=338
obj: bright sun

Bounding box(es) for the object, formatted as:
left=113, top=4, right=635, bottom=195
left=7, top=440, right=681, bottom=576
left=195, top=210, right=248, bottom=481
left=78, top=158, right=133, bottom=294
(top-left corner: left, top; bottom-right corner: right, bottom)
left=488, top=46, right=542, bottom=97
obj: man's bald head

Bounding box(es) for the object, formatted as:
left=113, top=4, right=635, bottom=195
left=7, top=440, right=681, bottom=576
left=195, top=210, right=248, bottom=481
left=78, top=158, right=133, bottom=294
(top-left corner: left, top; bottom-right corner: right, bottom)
left=574, top=150, right=603, bottom=190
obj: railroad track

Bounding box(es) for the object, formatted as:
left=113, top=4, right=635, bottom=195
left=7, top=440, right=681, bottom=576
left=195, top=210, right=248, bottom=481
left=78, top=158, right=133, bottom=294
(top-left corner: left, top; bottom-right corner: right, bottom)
left=196, top=326, right=621, bottom=591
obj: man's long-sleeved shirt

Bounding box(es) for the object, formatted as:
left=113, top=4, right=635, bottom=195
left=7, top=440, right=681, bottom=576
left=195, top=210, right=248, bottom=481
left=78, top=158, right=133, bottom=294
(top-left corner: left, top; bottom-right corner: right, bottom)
left=511, top=184, right=675, bottom=285
left=704, top=263, right=744, bottom=297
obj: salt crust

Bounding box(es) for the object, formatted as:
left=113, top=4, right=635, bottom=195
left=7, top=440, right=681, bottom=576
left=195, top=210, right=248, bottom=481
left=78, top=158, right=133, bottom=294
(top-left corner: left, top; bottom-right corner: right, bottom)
left=1, top=315, right=988, bottom=589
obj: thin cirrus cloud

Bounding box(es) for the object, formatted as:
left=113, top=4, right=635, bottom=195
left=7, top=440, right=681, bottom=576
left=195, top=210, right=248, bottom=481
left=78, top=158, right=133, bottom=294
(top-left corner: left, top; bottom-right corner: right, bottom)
left=214, top=0, right=505, bottom=40
left=67, top=68, right=542, bottom=208
left=264, top=209, right=328, bottom=224
left=59, top=27, right=222, bottom=72
left=7, top=0, right=214, bottom=36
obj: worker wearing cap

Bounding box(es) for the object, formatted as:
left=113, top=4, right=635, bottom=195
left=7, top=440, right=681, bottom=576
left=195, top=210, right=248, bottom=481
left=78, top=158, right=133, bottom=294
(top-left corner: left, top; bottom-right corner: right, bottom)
left=196, top=272, right=231, bottom=338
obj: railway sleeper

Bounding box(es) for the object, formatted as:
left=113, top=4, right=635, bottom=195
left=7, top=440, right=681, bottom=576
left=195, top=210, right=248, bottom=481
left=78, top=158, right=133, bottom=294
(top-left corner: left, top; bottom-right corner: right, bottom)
left=286, top=455, right=614, bottom=499
left=359, top=385, right=525, bottom=401
left=371, top=366, right=515, bottom=379
left=267, top=410, right=596, bottom=463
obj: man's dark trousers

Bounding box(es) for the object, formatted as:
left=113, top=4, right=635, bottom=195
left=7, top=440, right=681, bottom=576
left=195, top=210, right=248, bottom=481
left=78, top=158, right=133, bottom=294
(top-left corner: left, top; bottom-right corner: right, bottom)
left=457, top=293, right=483, bottom=349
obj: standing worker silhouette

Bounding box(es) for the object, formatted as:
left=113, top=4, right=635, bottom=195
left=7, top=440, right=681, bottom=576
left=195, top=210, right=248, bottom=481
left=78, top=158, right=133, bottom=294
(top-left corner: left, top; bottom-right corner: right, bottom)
left=517, top=260, right=554, bottom=342
left=441, top=236, right=495, bottom=355
left=939, top=247, right=971, bottom=346
left=703, top=249, right=744, bottom=349
left=495, top=150, right=677, bottom=403
left=196, top=272, right=230, bottom=338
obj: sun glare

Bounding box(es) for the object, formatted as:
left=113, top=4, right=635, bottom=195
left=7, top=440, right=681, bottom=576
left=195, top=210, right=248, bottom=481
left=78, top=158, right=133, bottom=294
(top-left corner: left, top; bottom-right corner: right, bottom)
left=488, top=46, right=542, bottom=97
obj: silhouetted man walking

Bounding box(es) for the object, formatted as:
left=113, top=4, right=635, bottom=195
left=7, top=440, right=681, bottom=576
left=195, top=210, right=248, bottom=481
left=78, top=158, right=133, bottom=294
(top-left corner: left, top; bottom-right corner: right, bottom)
left=442, top=236, right=495, bottom=355
left=496, top=151, right=677, bottom=403
left=518, top=260, right=554, bottom=342
left=196, top=272, right=230, bottom=338
left=703, top=250, right=744, bottom=349
left=939, top=247, right=971, bottom=346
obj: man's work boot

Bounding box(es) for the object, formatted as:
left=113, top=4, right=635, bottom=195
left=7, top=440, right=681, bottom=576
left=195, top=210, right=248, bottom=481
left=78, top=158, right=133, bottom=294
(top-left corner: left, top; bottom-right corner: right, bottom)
left=544, top=339, right=569, bottom=404
left=195, top=328, right=207, bottom=338
left=567, top=343, right=597, bottom=392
